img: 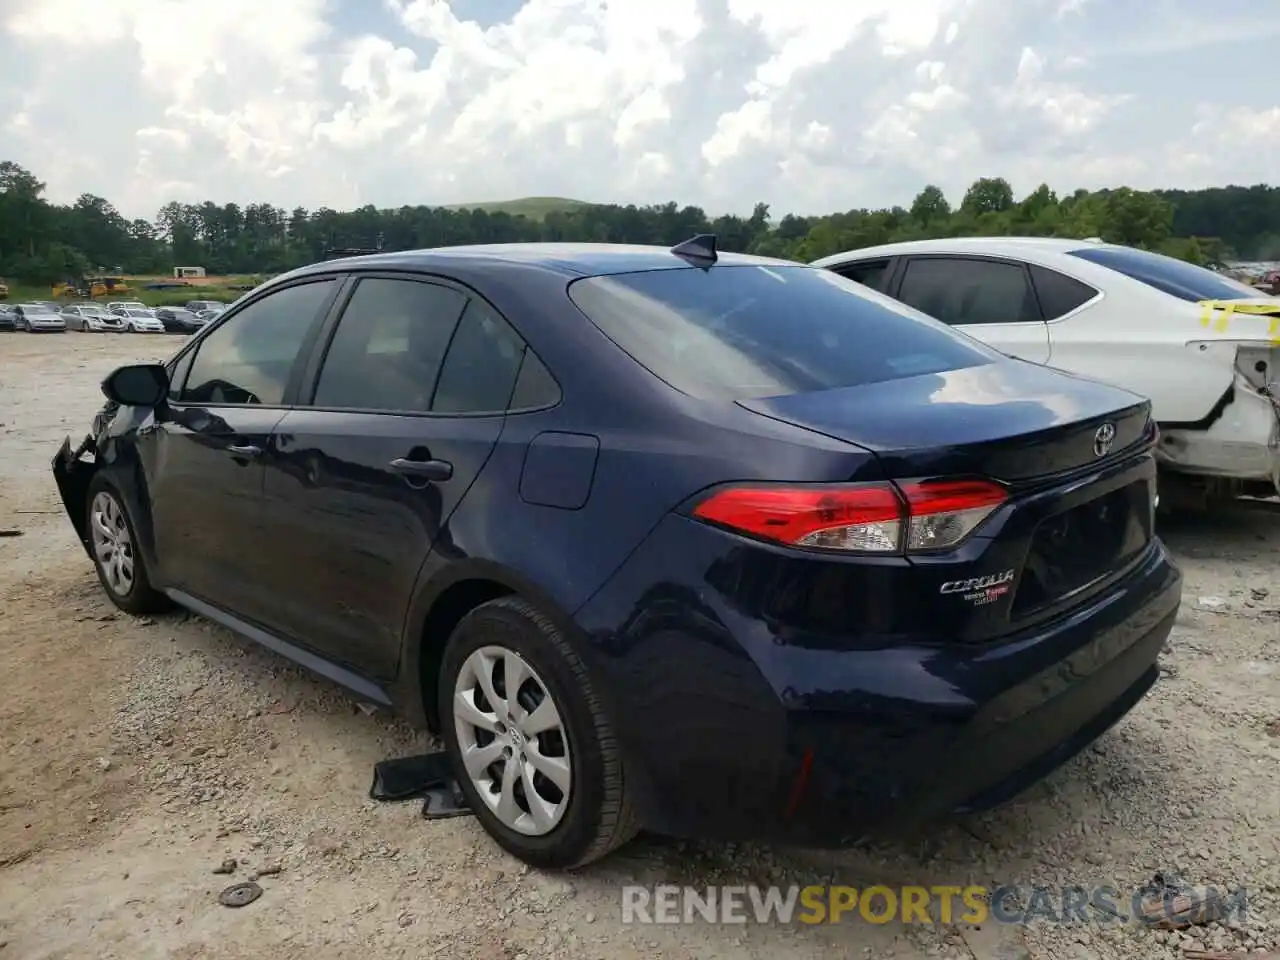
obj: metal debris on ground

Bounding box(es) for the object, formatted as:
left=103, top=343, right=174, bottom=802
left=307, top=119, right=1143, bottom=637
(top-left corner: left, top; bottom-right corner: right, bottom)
left=1136, top=872, right=1232, bottom=930
left=217, top=881, right=262, bottom=908
left=0, top=530, right=22, bottom=538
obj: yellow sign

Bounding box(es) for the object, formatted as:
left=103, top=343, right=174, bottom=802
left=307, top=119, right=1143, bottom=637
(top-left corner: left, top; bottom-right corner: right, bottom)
left=1197, top=299, right=1280, bottom=344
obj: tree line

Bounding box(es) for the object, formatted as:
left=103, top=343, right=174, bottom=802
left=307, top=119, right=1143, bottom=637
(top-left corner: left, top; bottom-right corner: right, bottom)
left=2, top=159, right=1279, bottom=284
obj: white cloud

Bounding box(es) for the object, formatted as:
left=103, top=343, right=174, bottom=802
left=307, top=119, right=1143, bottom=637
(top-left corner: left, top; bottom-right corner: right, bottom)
left=1, top=0, right=1276, bottom=220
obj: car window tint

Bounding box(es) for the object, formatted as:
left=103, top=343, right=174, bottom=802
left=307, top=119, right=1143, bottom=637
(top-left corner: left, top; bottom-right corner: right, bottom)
left=509, top=351, right=561, bottom=410
left=833, top=259, right=891, bottom=292
left=897, top=258, right=1039, bottom=325
left=1029, top=265, right=1097, bottom=320
left=431, top=299, right=527, bottom=413
left=568, top=265, right=995, bottom=401
left=180, top=279, right=334, bottom=406
left=1067, top=245, right=1264, bottom=302
left=167, top=350, right=195, bottom=401
left=313, top=278, right=466, bottom=412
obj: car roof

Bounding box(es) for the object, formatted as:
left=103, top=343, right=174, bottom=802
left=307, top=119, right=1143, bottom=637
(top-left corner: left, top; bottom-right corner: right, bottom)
left=811, top=236, right=1111, bottom=265
left=284, top=242, right=796, bottom=282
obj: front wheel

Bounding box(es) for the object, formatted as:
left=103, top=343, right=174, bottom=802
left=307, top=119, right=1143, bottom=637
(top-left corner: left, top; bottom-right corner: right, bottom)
left=85, top=475, right=171, bottom=615
left=438, top=596, right=638, bottom=869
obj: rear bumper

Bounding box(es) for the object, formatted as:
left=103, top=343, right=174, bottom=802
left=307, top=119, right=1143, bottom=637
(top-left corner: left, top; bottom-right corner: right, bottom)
left=574, top=513, right=1182, bottom=846
left=1159, top=371, right=1280, bottom=491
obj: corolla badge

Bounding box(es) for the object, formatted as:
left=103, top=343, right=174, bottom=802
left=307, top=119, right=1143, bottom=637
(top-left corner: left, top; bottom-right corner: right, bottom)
left=1093, top=422, right=1116, bottom=458
left=940, top=569, right=1016, bottom=606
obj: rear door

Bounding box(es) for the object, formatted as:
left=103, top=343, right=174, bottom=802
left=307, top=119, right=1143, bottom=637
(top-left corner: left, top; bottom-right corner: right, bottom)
left=149, top=277, right=341, bottom=619
left=890, top=255, right=1051, bottom=363
left=257, top=275, right=527, bottom=680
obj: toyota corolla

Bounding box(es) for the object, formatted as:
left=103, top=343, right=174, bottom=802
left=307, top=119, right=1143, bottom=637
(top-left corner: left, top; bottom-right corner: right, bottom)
left=52, top=238, right=1182, bottom=869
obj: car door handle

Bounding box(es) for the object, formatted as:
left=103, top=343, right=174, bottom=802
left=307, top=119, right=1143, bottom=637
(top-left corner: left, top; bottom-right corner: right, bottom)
left=226, top=444, right=262, bottom=458
left=389, top=457, right=452, bottom=481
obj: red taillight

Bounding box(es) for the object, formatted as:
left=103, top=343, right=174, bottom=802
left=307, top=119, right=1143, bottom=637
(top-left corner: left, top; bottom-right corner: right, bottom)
left=690, top=479, right=1007, bottom=554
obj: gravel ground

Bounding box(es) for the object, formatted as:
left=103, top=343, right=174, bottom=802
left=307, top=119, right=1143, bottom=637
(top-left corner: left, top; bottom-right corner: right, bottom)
left=1, top=331, right=1278, bottom=960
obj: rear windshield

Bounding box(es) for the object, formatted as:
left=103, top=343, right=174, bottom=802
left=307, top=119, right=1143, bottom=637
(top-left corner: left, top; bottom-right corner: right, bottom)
left=567, top=265, right=994, bottom=400
left=1068, top=246, right=1264, bottom=302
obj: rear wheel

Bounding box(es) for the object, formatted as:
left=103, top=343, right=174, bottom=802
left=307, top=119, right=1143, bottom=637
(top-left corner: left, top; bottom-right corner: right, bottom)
left=86, top=475, right=170, bottom=615
left=438, top=596, right=638, bottom=869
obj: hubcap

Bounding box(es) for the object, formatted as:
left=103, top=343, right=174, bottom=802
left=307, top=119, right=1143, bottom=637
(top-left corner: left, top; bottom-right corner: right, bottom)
left=453, top=645, right=571, bottom=836
left=90, top=492, right=134, bottom=595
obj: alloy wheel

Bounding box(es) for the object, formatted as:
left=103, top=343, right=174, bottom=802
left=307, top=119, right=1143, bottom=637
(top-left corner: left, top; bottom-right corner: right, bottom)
left=453, top=645, right=572, bottom=836
left=90, top=491, right=134, bottom=596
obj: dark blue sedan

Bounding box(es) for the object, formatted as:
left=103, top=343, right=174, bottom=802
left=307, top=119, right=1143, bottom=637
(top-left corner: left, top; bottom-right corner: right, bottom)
left=52, top=238, right=1182, bottom=869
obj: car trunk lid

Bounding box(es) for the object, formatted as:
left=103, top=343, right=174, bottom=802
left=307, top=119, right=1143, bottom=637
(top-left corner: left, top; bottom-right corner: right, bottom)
left=736, top=359, right=1151, bottom=483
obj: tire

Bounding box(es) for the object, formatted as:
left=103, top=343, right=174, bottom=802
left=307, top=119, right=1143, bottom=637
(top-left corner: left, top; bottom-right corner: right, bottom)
left=85, top=474, right=171, bottom=615
left=439, top=596, right=639, bottom=870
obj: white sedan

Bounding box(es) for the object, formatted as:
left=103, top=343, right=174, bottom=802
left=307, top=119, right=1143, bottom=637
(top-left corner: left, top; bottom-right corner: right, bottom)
left=812, top=238, right=1280, bottom=505
left=116, top=308, right=166, bottom=333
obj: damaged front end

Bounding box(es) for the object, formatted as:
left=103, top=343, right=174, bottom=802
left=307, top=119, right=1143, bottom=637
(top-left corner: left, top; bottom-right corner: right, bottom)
left=52, top=432, right=100, bottom=558
left=51, top=401, right=118, bottom=558
left=1158, top=340, right=1280, bottom=504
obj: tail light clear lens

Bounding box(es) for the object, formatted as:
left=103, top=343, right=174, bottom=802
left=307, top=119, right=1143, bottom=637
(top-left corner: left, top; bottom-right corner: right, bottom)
left=690, top=479, right=1007, bottom=554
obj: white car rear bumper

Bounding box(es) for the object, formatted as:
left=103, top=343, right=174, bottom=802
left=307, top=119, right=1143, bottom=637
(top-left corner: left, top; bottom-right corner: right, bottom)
left=1158, top=366, right=1280, bottom=493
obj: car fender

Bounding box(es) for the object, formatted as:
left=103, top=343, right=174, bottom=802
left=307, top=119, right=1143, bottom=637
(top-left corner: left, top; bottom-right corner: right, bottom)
left=390, top=556, right=591, bottom=731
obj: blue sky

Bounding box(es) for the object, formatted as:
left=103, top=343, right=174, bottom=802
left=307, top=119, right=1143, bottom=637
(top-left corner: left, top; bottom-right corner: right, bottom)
left=2, top=0, right=1278, bottom=220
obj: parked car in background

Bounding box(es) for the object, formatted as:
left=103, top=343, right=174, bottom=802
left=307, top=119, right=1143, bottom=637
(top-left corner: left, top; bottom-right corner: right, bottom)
left=155, top=307, right=206, bottom=334
left=184, top=300, right=226, bottom=315
left=0, top=304, right=14, bottom=331
left=194, top=309, right=223, bottom=324
left=14, top=302, right=66, bottom=332
left=53, top=239, right=1179, bottom=869
left=62, top=303, right=126, bottom=332
left=812, top=238, right=1280, bottom=507
left=116, top=308, right=165, bottom=333
left=106, top=300, right=149, bottom=316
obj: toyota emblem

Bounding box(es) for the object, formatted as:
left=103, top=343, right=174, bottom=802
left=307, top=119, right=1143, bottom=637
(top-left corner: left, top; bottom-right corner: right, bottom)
left=1093, top=422, right=1116, bottom=458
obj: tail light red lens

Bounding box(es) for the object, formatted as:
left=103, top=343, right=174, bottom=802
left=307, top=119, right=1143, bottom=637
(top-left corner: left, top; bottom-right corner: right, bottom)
left=691, top=479, right=1007, bottom=554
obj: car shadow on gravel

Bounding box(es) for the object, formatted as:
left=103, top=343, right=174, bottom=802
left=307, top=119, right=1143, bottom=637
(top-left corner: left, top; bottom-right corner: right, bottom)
left=1157, top=498, right=1280, bottom=560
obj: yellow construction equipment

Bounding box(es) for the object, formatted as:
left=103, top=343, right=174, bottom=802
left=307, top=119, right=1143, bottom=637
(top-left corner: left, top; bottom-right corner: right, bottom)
left=52, top=275, right=132, bottom=299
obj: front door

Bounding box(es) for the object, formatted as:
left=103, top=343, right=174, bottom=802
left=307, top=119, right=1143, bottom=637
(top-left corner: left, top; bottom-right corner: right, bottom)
left=148, top=277, right=341, bottom=621
left=259, top=278, right=527, bottom=680
left=893, top=255, right=1052, bottom=363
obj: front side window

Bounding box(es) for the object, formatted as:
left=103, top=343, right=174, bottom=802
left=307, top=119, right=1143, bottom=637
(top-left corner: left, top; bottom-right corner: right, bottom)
left=567, top=264, right=995, bottom=401
left=179, top=279, right=335, bottom=405
left=312, top=278, right=467, bottom=412
left=897, top=257, right=1040, bottom=326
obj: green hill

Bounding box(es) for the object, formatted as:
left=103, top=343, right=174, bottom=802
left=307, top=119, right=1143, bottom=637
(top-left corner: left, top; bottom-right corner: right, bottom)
left=443, top=197, right=592, bottom=219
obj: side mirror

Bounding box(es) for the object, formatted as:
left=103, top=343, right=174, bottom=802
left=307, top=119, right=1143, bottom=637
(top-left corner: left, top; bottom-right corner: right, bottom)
left=101, top=363, right=169, bottom=407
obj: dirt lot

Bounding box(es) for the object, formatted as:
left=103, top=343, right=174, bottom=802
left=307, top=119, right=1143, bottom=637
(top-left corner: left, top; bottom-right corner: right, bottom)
left=1, top=332, right=1278, bottom=960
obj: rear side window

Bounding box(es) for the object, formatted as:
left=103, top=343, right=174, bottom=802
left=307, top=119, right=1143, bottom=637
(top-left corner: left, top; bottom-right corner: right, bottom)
left=312, top=278, right=467, bottom=412
left=432, top=299, right=527, bottom=413
left=510, top=352, right=561, bottom=410
left=1067, top=246, right=1264, bottom=302
left=567, top=265, right=994, bottom=401
left=1029, top=265, right=1098, bottom=320
left=897, top=257, right=1040, bottom=326
left=832, top=259, right=891, bottom=292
